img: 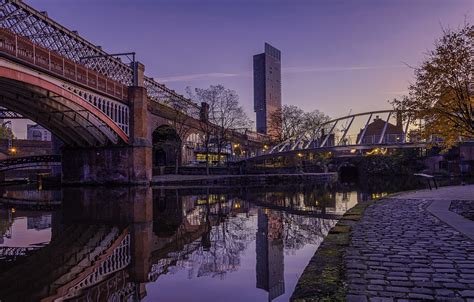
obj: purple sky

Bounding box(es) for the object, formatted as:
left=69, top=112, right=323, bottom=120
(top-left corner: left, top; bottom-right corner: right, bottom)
left=12, top=0, right=472, bottom=137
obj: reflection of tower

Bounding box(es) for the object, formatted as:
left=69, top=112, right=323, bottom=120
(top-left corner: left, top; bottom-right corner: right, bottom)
left=256, top=208, right=285, bottom=301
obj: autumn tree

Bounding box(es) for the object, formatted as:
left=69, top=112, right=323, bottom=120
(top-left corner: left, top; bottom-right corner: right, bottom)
left=391, top=23, right=474, bottom=148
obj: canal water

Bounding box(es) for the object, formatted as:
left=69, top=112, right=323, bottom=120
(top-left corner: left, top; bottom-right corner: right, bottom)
left=0, top=177, right=468, bottom=301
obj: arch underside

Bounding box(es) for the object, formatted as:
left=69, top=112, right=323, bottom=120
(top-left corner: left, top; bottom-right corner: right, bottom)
left=0, top=74, right=128, bottom=147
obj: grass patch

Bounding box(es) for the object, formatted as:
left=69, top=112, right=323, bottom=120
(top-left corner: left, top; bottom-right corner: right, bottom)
left=290, top=200, right=374, bottom=301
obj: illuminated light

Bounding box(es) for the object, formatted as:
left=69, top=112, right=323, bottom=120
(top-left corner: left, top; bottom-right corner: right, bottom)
left=11, top=208, right=15, bottom=213
left=9, top=147, right=17, bottom=154
left=366, top=148, right=382, bottom=156
left=263, top=145, right=269, bottom=150
left=233, top=144, right=239, bottom=148
left=196, top=199, right=208, bottom=205
left=297, top=152, right=303, bottom=157
left=350, top=148, right=357, bottom=154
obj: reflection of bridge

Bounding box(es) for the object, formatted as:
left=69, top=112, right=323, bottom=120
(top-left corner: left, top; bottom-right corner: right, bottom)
left=0, top=224, right=131, bottom=301
left=0, top=0, right=264, bottom=184
left=0, top=155, right=60, bottom=172
left=0, top=184, right=347, bottom=301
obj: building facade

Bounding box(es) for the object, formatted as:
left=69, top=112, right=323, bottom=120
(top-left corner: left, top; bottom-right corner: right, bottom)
left=254, top=43, right=282, bottom=137
left=27, top=124, right=51, bottom=141
left=356, top=116, right=404, bottom=145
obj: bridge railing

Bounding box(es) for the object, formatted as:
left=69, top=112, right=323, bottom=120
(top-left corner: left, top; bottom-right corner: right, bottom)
left=0, top=28, right=129, bottom=102
left=144, top=77, right=201, bottom=118
left=0, top=0, right=203, bottom=114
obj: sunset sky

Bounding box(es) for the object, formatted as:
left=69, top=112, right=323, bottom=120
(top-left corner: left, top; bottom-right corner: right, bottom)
left=12, top=0, right=472, bottom=137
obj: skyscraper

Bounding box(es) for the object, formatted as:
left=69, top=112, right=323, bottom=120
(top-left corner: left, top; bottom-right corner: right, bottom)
left=253, top=43, right=282, bottom=136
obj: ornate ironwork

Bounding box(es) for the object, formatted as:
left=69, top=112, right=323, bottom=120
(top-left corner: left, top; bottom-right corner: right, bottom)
left=0, top=246, right=38, bottom=261
left=0, top=107, right=22, bottom=118
left=0, top=0, right=201, bottom=111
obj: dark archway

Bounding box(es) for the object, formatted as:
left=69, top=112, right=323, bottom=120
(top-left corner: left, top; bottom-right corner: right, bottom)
left=152, top=125, right=181, bottom=167
left=339, top=164, right=359, bottom=183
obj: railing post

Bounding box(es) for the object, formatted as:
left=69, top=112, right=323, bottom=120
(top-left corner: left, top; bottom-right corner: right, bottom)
left=357, top=113, right=373, bottom=145
left=378, top=112, right=392, bottom=144
left=131, top=61, right=144, bottom=87
left=14, top=35, right=17, bottom=57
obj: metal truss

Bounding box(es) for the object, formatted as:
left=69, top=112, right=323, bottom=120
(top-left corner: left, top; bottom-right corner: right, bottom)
left=0, top=0, right=200, bottom=111
left=268, top=109, right=423, bottom=155
left=0, top=107, right=22, bottom=118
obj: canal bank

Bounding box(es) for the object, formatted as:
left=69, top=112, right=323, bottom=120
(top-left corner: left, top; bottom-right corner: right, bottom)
left=291, top=185, right=474, bottom=301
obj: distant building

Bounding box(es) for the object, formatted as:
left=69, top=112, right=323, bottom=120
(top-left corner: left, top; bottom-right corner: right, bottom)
left=27, top=124, right=51, bottom=141
left=254, top=43, right=282, bottom=137
left=27, top=214, right=52, bottom=230
left=356, top=115, right=404, bottom=144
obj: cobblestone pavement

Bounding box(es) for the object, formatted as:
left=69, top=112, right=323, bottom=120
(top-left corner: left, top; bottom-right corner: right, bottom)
left=451, top=200, right=474, bottom=221
left=346, top=198, right=474, bottom=301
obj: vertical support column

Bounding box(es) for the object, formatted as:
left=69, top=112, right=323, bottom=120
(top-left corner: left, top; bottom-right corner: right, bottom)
left=128, top=62, right=152, bottom=184
left=61, top=63, right=152, bottom=185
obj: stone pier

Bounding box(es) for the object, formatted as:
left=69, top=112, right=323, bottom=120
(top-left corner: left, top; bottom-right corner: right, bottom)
left=61, top=62, right=152, bottom=185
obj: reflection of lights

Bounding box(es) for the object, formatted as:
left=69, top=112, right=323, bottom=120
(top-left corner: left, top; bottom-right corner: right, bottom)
left=366, top=148, right=388, bottom=156
left=350, top=148, right=357, bottom=154
left=263, top=145, right=269, bottom=150
left=196, top=199, right=208, bottom=205
left=371, top=192, right=388, bottom=200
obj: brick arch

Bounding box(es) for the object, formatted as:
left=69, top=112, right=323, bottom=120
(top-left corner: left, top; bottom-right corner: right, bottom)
left=0, top=66, right=129, bottom=146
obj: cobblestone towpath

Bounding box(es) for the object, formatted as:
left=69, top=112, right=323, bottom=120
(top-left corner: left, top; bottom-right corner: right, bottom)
left=346, top=185, right=474, bottom=302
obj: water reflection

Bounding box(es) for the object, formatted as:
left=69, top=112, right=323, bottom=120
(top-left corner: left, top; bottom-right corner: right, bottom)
left=256, top=209, right=285, bottom=301
left=0, top=177, right=455, bottom=301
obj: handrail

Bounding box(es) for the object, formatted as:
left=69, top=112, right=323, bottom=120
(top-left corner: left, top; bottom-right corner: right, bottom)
left=0, top=28, right=128, bottom=102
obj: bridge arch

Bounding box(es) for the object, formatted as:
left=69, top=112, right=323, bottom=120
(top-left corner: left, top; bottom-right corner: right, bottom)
left=0, top=64, right=129, bottom=147
left=152, top=125, right=181, bottom=167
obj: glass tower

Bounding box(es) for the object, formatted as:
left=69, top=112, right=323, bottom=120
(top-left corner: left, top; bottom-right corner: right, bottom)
left=253, top=43, right=282, bottom=136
